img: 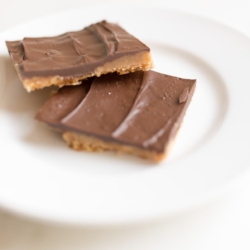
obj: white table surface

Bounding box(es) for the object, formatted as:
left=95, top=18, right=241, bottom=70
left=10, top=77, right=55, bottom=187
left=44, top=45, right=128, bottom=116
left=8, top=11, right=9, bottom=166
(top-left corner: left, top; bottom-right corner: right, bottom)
left=1, top=0, right=250, bottom=249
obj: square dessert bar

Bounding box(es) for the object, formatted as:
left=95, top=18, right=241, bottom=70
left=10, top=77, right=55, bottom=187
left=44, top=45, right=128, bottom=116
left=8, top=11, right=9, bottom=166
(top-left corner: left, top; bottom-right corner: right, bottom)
left=36, top=70, right=196, bottom=162
left=6, top=20, right=153, bottom=92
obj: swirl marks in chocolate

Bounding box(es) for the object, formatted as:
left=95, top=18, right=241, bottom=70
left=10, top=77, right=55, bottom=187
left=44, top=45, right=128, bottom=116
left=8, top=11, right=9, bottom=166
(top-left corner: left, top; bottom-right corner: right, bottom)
left=86, top=22, right=118, bottom=55
left=36, top=71, right=196, bottom=153
left=36, top=79, right=92, bottom=125
left=6, top=21, right=150, bottom=78
left=112, top=72, right=196, bottom=151
left=61, top=72, right=143, bottom=137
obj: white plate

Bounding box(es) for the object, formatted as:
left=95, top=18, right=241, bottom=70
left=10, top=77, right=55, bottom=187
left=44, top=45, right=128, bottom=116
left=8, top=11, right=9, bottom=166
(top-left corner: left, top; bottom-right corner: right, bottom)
left=0, top=6, right=250, bottom=226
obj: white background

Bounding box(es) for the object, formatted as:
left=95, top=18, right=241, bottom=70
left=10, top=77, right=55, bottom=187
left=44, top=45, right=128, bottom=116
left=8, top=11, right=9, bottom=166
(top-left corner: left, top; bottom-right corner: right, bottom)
left=1, top=0, right=250, bottom=249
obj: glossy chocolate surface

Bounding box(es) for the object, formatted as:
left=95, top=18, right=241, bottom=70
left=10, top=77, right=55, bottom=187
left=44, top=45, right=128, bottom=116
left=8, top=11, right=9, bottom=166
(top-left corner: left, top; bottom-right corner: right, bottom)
left=6, top=21, right=150, bottom=78
left=36, top=71, right=196, bottom=152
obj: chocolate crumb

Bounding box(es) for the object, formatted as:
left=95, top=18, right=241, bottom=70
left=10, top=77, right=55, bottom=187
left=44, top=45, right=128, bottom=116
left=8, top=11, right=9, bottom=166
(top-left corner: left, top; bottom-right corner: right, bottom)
left=179, top=87, right=189, bottom=103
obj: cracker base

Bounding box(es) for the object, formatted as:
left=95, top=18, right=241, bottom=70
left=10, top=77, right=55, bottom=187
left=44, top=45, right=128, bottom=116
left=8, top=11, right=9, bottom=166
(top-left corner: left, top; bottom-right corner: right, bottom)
left=62, top=131, right=167, bottom=162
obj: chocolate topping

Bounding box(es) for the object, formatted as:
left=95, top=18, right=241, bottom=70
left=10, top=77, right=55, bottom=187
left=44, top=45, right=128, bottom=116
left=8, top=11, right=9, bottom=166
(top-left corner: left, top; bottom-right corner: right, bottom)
left=36, top=71, right=196, bottom=153
left=6, top=21, right=150, bottom=78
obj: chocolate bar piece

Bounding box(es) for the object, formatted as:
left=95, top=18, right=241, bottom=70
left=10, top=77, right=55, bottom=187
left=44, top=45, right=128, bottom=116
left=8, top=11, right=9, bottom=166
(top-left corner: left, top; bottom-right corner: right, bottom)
left=6, top=21, right=153, bottom=92
left=36, top=71, right=196, bottom=162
